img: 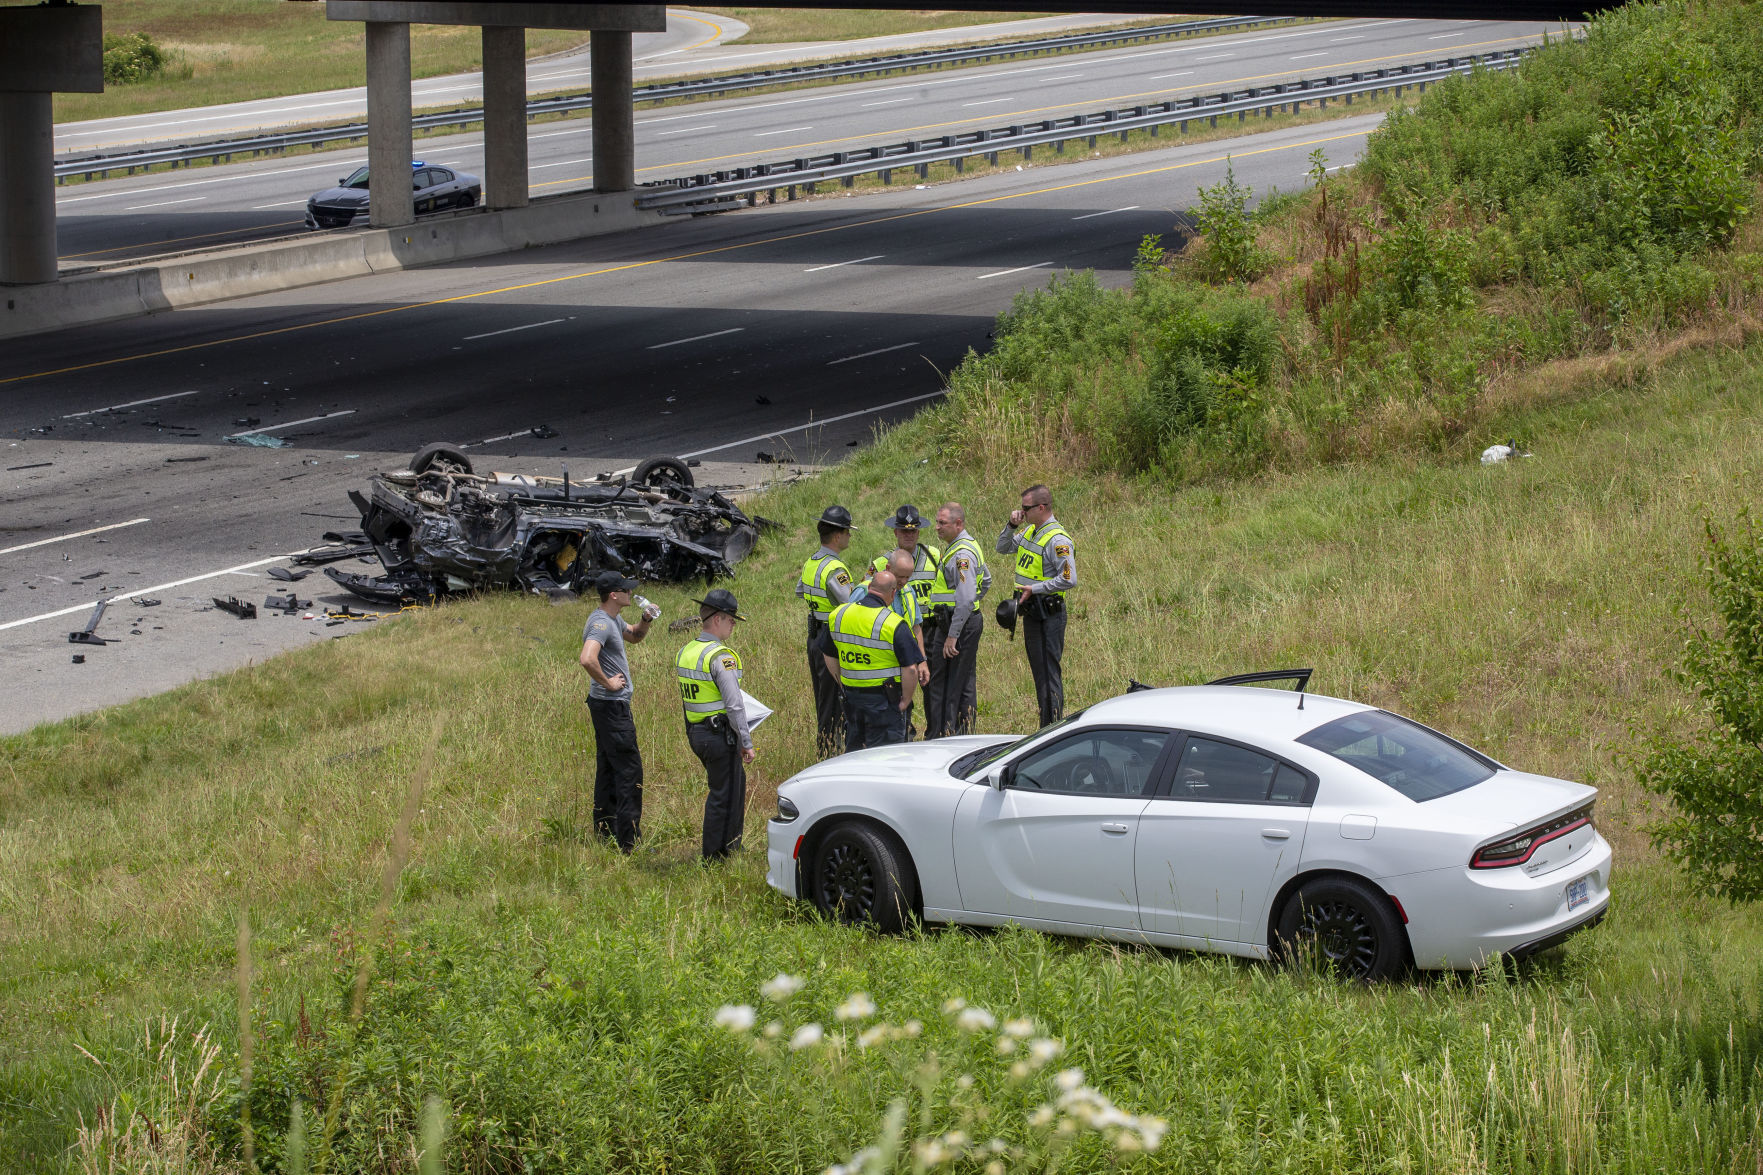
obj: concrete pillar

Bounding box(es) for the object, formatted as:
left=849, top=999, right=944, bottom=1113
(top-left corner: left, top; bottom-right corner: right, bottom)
left=0, top=93, right=56, bottom=285
left=482, top=25, right=529, bottom=209
left=366, top=21, right=414, bottom=228
left=591, top=30, right=634, bottom=193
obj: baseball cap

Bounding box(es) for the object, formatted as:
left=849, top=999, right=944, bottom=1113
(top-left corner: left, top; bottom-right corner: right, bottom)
left=594, top=570, right=639, bottom=595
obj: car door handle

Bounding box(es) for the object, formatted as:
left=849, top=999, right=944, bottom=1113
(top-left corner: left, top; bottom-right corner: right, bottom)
left=1261, top=828, right=1292, bottom=840
left=1100, top=822, right=1131, bottom=835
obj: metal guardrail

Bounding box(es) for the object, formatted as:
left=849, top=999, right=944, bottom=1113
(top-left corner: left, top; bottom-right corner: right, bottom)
left=634, top=50, right=1528, bottom=213
left=54, top=15, right=1295, bottom=183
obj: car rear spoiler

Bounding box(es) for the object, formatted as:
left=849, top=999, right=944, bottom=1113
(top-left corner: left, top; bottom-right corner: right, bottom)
left=1127, top=668, right=1314, bottom=707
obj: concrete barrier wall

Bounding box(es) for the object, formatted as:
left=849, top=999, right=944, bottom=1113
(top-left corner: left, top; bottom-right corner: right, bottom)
left=0, top=190, right=669, bottom=340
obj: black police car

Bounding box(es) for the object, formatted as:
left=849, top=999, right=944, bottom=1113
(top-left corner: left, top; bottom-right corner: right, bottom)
left=304, top=160, right=482, bottom=229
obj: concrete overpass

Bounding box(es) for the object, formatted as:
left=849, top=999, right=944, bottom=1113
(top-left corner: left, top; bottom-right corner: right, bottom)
left=2, top=0, right=1607, bottom=287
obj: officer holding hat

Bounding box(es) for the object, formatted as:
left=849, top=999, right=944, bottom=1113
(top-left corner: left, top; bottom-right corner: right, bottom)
left=676, top=588, right=754, bottom=861
left=797, top=505, right=857, bottom=757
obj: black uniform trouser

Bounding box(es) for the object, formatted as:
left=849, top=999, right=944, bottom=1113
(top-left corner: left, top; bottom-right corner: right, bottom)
left=688, top=721, right=746, bottom=860
left=925, top=612, right=984, bottom=738
left=845, top=684, right=908, bottom=748
left=1022, top=599, right=1067, bottom=727
left=807, top=616, right=844, bottom=758
left=587, top=697, right=643, bottom=851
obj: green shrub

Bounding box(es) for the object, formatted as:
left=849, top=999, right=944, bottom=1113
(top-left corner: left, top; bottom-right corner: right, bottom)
left=1193, top=162, right=1267, bottom=284
left=1632, top=512, right=1763, bottom=903
left=102, top=31, right=168, bottom=85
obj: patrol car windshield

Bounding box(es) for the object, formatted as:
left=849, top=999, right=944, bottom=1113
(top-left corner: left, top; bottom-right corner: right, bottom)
left=1296, top=710, right=1496, bottom=801
left=951, top=710, right=1087, bottom=779
left=341, top=166, right=371, bottom=189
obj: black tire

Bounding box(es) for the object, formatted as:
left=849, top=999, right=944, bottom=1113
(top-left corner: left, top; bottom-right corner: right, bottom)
left=1274, top=877, right=1407, bottom=982
left=632, top=455, right=693, bottom=491
left=409, top=443, right=473, bottom=476
left=813, top=823, right=914, bottom=933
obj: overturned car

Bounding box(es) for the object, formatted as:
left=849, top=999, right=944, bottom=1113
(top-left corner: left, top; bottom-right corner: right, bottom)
left=307, top=444, right=768, bottom=605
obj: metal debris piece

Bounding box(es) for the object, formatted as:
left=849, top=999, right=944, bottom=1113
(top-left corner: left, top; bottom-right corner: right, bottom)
left=68, top=598, right=112, bottom=645
left=72, top=654, right=85, bottom=664
left=227, top=434, right=290, bottom=449
left=130, top=597, right=162, bottom=607
left=316, top=443, right=764, bottom=605
left=213, top=596, right=257, bottom=619
left=265, top=594, right=311, bottom=612
left=77, top=570, right=107, bottom=581
left=165, top=455, right=209, bottom=464
left=267, top=566, right=311, bottom=582
left=6, top=462, right=52, bottom=471
left=529, top=425, right=560, bottom=439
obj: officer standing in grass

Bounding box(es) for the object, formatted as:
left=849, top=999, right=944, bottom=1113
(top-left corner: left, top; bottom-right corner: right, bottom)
left=996, top=483, right=1076, bottom=727
left=676, top=589, right=755, bottom=862
left=884, top=504, right=942, bottom=611
left=580, top=570, right=656, bottom=853
left=817, top=568, right=924, bottom=748
left=925, top=501, right=990, bottom=738
left=797, top=506, right=858, bottom=758
left=853, top=549, right=932, bottom=739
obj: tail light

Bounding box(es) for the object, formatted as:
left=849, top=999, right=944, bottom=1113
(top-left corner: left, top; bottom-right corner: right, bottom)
left=1470, top=805, right=1594, bottom=869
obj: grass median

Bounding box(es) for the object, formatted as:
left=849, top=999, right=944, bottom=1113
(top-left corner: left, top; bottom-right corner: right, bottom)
left=4, top=329, right=1763, bottom=1170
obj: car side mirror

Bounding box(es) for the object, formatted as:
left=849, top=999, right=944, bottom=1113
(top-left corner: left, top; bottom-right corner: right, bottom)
left=338, top=177, right=346, bottom=185
left=986, top=764, right=1012, bottom=791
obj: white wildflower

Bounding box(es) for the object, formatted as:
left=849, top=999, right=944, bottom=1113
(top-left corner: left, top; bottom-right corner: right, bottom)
left=1139, top=1116, right=1169, bottom=1150
left=986, top=1163, right=1005, bottom=1175
left=942, top=997, right=967, bottom=1015
left=1028, top=1106, right=1055, bottom=1128
left=1115, top=1132, right=1143, bottom=1152
left=913, top=1138, right=951, bottom=1167
left=712, top=1004, right=756, bottom=1032
left=857, top=1025, right=889, bottom=1050
left=763, top=1021, right=784, bottom=1039
left=955, top=1006, right=996, bottom=1033
left=789, top=1022, right=824, bottom=1050
left=834, top=992, right=877, bottom=1021
left=761, top=973, right=805, bottom=1002
left=902, top=1019, right=923, bottom=1037
left=1002, top=1017, right=1035, bottom=1037
left=1028, top=1037, right=1064, bottom=1065
left=1054, top=1067, right=1086, bottom=1092
left=1010, top=1061, right=1031, bottom=1079
left=995, top=1037, right=1017, bottom=1055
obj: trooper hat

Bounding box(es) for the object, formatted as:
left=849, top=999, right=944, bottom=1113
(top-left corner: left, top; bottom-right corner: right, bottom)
left=594, top=569, right=639, bottom=596
left=817, top=504, right=856, bottom=530
left=887, top=504, right=926, bottom=530
left=995, top=596, right=1018, bottom=640
left=694, top=588, right=747, bottom=621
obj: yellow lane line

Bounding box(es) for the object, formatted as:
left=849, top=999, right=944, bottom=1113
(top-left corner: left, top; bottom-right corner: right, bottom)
left=1, top=127, right=1369, bottom=387
left=663, top=9, right=726, bottom=55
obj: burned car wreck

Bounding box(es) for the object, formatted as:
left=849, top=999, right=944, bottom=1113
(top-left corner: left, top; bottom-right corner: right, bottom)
left=307, top=445, right=767, bottom=605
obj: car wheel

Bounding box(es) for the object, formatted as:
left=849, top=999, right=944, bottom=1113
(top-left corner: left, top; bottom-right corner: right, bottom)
left=813, top=823, right=913, bottom=933
left=631, top=455, right=693, bottom=492
left=1275, top=877, right=1407, bottom=982
left=409, top=443, right=473, bottom=476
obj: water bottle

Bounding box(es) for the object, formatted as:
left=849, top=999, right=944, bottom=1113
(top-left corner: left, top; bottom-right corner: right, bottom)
left=632, top=593, right=662, bottom=622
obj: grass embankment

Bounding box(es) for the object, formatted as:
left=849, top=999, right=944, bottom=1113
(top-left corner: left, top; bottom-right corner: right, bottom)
left=4, top=341, right=1763, bottom=1171
left=9, top=0, right=1763, bottom=1170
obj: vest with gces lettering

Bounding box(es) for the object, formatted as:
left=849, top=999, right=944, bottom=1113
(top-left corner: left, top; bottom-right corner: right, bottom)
left=676, top=638, right=742, bottom=723
left=828, top=601, right=905, bottom=688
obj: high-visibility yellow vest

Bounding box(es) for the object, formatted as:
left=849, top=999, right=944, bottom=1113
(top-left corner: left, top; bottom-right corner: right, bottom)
left=859, top=578, right=922, bottom=630
left=828, top=601, right=905, bottom=688
left=796, top=549, right=850, bottom=617
left=903, top=543, right=941, bottom=605
left=675, top=638, right=742, bottom=723
left=928, top=535, right=988, bottom=611
left=1011, top=521, right=1073, bottom=598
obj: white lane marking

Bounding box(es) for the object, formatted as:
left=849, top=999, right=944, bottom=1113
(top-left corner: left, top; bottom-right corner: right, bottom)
left=1331, top=35, right=1365, bottom=40
left=655, top=125, right=715, bottom=136
left=1290, top=52, right=1329, bottom=59
left=977, top=262, right=1052, bottom=281
left=1149, top=71, right=1194, bottom=80
left=461, top=429, right=541, bottom=449
left=530, top=156, right=593, bottom=170
left=962, top=98, right=1012, bottom=107
left=1428, top=32, right=1463, bottom=38
left=252, top=199, right=309, bottom=209
left=676, top=391, right=946, bottom=461
left=804, top=254, right=884, bottom=273
left=1195, top=53, right=1236, bottom=61
left=463, top=318, right=566, bottom=341
left=647, top=327, right=743, bottom=350
left=63, top=390, right=199, bottom=418
left=861, top=97, right=915, bottom=107
left=58, top=158, right=364, bottom=204
left=227, top=409, right=355, bottom=438
left=1042, top=73, right=1084, bottom=81
left=125, top=196, right=207, bottom=210
left=1073, top=206, right=1139, bottom=220
left=0, top=519, right=152, bottom=558
left=827, top=341, right=921, bottom=366
left=0, top=553, right=300, bottom=632
left=755, top=126, right=813, bottom=137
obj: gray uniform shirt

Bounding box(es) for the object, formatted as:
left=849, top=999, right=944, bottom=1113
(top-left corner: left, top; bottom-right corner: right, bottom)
left=945, top=530, right=988, bottom=641
left=582, top=608, right=634, bottom=702
left=698, top=629, right=753, bottom=750
left=996, top=515, right=1077, bottom=595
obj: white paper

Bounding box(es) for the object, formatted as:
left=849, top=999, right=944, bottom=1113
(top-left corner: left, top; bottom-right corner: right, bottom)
left=740, top=689, right=773, bottom=733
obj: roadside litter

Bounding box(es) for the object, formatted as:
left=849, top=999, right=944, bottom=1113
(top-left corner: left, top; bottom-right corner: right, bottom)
left=213, top=596, right=257, bottom=619
left=68, top=598, right=112, bottom=646
left=1481, top=439, right=1533, bottom=465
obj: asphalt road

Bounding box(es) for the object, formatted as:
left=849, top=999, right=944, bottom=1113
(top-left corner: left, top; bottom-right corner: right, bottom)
left=3, top=113, right=1382, bottom=731
left=54, top=17, right=1555, bottom=266
left=52, top=9, right=1171, bottom=154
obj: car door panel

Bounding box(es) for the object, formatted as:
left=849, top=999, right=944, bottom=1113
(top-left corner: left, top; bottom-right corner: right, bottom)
left=1136, top=737, right=1314, bottom=946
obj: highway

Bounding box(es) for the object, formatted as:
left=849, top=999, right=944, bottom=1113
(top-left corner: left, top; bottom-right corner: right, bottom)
left=53, top=17, right=1558, bottom=265
left=4, top=113, right=1382, bottom=730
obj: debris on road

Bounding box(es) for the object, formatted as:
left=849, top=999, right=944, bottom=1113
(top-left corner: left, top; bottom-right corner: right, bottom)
left=315, top=444, right=772, bottom=605
left=77, top=570, right=107, bottom=581
left=213, top=596, right=257, bottom=619
left=130, top=597, right=162, bottom=607
left=165, top=455, right=210, bottom=464
left=267, top=567, right=311, bottom=582
left=227, top=434, right=289, bottom=449
left=6, top=462, right=52, bottom=472
left=68, top=598, right=112, bottom=646
left=265, top=594, right=311, bottom=613
left=72, top=654, right=85, bottom=664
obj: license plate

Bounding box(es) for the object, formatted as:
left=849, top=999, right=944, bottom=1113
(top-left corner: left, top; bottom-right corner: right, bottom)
left=1566, top=876, right=1591, bottom=911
